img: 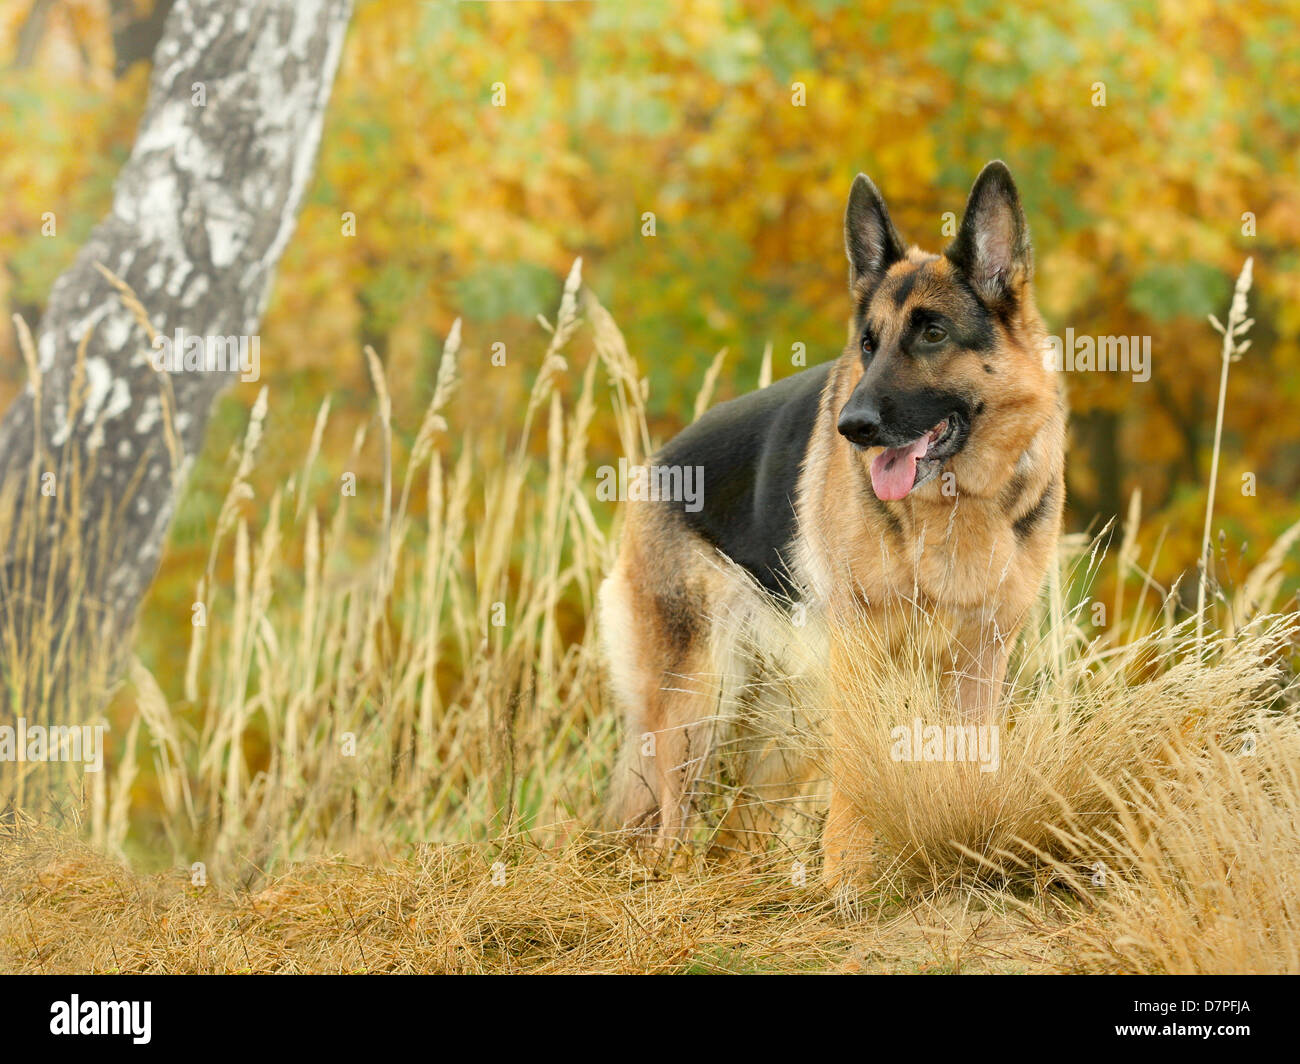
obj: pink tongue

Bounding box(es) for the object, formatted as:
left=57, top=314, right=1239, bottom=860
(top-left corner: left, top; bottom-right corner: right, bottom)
left=869, top=436, right=930, bottom=501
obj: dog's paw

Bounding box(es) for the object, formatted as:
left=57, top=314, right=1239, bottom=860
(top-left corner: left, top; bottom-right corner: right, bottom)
left=830, top=878, right=866, bottom=923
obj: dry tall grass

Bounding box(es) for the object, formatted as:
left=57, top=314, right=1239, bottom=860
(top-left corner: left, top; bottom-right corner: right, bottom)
left=1050, top=715, right=1300, bottom=974
left=805, top=602, right=1298, bottom=900
left=2, top=258, right=1298, bottom=973
left=102, top=260, right=625, bottom=872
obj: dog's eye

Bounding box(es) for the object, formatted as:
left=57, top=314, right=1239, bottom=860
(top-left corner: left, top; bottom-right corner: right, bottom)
left=861, top=334, right=874, bottom=356
left=921, top=324, right=947, bottom=345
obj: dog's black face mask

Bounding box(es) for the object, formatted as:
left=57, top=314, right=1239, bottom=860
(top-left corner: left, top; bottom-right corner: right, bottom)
left=837, top=369, right=973, bottom=500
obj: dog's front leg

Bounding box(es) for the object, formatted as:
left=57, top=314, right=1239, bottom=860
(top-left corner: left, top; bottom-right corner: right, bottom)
left=820, top=635, right=874, bottom=889
left=821, top=770, right=873, bottom=889
left=951, top=625, right=1011, bottom=723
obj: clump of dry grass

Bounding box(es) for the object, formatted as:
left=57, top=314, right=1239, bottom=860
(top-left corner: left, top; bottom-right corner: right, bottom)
left=1047, top=713, right=1300, bottom=974
left=806, top=601, right=1297, bottom=897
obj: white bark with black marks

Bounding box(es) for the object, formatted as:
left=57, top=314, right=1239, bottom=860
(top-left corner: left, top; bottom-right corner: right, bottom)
left=0, top=0, right=353, bottom=707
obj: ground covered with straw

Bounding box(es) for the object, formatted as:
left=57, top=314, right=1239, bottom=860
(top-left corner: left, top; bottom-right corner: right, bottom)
left=1, top=824, right=1082, bottom=974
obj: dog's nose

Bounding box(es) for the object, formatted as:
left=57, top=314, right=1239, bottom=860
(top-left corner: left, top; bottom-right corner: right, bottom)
left=837, top=403, right=882, bottom=447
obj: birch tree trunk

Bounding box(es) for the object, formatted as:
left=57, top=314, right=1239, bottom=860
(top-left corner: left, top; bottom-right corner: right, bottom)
left=0, top=0, right=353, bottom=719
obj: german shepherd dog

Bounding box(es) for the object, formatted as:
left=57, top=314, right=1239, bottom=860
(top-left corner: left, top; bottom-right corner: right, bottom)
left=599, top=161, right=1065, bottom=883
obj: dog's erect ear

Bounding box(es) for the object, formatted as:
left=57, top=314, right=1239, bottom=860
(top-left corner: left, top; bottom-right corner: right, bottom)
left=945, top=161, right=1032, bottom=306
left=845, top=173, right=906, bottom=290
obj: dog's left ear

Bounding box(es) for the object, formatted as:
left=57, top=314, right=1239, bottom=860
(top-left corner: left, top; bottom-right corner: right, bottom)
left=945, top=161, right=1032, bottom=306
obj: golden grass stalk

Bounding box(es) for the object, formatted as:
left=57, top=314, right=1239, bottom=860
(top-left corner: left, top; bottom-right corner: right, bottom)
left=1197, top=258, right=1254, bottom=652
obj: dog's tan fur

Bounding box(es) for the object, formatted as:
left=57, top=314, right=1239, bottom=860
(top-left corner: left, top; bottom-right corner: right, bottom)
left=600, top=164, right=1066, bottom=884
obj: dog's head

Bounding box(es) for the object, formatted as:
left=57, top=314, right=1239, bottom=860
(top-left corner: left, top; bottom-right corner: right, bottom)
left=836, top=161, right=1054, bottom=501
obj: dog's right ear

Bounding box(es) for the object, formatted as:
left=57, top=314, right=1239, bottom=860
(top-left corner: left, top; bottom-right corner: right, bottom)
left=944, top=161, right=1032, bottom=307
left=845, top=173, right=906, bottom=290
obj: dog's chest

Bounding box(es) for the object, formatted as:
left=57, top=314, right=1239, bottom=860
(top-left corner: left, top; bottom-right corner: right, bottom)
left=841, top=496, right=1027, bottom=614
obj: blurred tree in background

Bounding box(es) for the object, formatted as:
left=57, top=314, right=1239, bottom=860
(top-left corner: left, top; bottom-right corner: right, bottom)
left=3, top=0, right=1299, bottom=690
